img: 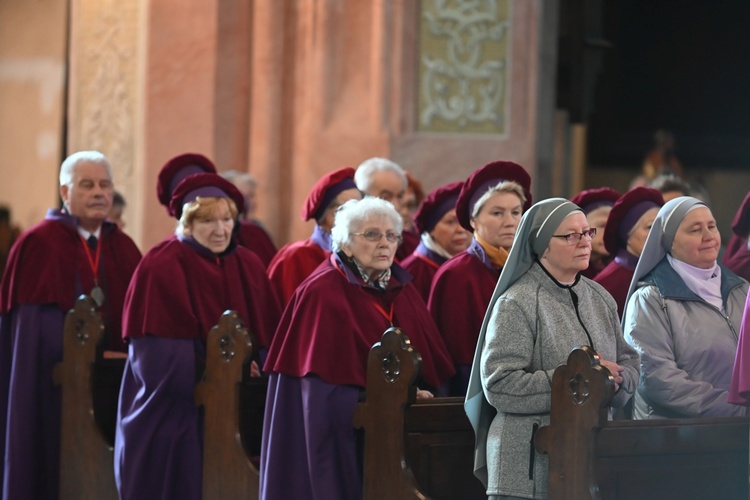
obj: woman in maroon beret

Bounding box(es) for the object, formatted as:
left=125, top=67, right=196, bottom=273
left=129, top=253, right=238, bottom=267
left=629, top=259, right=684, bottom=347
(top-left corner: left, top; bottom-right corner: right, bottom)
left=157, top=152, right=278, bottom=268
left=115, top=172, right=281, bottom=500
left=594, top=187, right=664, bottom=318
left=427, top=161, right=531, bottom=396
left=266, top=167, right=362, bottom=306
left=400, top=181, right=471, bottom=302
left=570, top=187, right=620, bottom=279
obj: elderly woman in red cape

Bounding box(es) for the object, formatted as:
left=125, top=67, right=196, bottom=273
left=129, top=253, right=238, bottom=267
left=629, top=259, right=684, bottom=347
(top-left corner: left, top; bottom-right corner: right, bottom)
left=594, top=187, right=664, bottom=318
left=0, top=151, right=142, bottom=499
left=115, top=171, right=281, bottom=500
left=260, top=197, right=454, bottom=500
left=400, top=181, right=471, bottom=302
left=427, top=161, right=532, bottom=396
left=267, top=167, right=361, bottom=306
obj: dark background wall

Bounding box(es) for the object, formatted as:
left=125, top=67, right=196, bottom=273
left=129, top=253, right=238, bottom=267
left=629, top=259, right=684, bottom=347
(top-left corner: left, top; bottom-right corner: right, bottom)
left=588, top=0, right=750, bottom=170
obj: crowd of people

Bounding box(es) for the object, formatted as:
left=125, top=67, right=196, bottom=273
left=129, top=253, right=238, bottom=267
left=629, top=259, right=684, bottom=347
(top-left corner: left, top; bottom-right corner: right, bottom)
left=0, top=149, right=748, bottom=500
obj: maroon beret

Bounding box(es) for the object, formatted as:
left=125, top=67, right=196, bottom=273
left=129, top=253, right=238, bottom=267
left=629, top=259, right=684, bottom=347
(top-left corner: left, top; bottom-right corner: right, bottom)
left=455, top=161, right=532, bottom=231
left=300, top=167, right=358, bottom=221
left=413, top=181, right=464, bottom=234
left=603, top=187, right=664, bottom=254
left=169, top=173, right=245, bottom=220
left=570, top=187, right=620, bottom=214
left=157, top=153, right=217, bottom=215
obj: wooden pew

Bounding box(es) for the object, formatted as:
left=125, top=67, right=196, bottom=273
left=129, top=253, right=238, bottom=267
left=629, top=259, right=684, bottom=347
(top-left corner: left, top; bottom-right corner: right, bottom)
left=195, top=310, right=264, bottom=500
left=357, top=330, right=749, bottom=500
left=534, top=346, right=750, bottom=500
left=354, top=327, right=486, bottom=500
left=54, top=295, right=122, bottom=500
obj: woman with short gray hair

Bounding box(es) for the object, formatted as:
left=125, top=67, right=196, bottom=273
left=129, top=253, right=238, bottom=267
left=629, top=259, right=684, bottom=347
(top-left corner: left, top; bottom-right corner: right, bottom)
left=260, top=196, right=454, bottom=500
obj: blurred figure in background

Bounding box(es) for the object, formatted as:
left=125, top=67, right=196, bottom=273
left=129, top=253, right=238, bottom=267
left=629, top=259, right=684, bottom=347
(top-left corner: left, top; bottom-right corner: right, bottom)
left=108, top=191, right=127, bottom=230
left=570, top=187, right=620, bottom=279
left=642, top=129, right=684, bottom=180
left=649, top=173, right=690, bottom=203
left=398, top=172, right=425, bottom=261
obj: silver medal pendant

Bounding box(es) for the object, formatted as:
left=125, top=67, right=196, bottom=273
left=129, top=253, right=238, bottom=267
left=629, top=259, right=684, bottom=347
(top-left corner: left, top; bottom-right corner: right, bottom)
left=91, top=286, right=105, bottom=307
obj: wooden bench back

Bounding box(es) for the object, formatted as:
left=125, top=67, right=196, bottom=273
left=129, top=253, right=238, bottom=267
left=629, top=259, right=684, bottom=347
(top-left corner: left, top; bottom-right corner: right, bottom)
left=55, top=295, right=119, bottom=500
left=355, top=327, right=486, bottom=500
left=195, top=310, right=261, bottom=499
left=535, top=346, right=750, bottom=500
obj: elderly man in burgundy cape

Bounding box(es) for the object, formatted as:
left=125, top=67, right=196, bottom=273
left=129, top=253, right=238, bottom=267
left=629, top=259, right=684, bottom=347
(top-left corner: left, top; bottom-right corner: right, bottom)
left=0, top=151, right=142, bottom=500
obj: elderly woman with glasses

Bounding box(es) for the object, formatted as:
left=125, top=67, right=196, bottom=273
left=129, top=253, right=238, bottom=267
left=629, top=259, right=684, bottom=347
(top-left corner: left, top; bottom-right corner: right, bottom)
left=465, top=198, right=639, bottom=500
left=260, top=196, right=454, bottom=500
left=623, top=196, right=749, bottom=419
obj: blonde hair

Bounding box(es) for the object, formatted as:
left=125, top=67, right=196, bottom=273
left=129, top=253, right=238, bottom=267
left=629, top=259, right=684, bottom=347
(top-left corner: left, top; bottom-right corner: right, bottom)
left=471, top=180, right=527, bottom=219
left=175, top=197, right=238, bottom=237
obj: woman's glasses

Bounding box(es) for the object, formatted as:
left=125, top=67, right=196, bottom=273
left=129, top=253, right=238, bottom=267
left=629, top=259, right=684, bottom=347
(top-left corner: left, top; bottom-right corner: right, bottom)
left=353, top=230, right=402, bottom=243
left=551, top=228, right=597, bottom=245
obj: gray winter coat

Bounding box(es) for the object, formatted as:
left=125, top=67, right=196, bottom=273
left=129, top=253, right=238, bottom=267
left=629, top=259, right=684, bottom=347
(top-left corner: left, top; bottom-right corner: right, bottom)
left=481, top=263, right=640, bottom=499
left=624, top=258, right=749, bottom=419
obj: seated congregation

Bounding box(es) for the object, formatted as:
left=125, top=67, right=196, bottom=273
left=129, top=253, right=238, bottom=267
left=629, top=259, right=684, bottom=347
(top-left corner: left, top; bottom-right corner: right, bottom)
left=2, top=151, right=749, bottom=500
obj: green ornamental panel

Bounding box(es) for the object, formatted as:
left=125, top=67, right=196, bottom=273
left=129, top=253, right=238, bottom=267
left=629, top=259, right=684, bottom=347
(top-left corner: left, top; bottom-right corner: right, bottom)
left=418, top=0, right=511, bottom=135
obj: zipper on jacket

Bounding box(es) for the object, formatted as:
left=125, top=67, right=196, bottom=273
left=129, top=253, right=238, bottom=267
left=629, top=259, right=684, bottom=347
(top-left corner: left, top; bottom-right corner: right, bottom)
left=529, top=423, right=539, bottom=480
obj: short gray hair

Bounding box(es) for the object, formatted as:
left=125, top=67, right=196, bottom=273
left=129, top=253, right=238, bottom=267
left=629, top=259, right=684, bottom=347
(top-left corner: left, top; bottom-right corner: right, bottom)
left=354, top=157, right=407, bottom=194
left=331, top=197, right=403, bottom=253
left=59, top=151, right=113, bottom=186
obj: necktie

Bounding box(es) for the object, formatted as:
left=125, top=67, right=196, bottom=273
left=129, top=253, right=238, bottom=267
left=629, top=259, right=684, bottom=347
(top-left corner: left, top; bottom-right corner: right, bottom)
left=87, top=235, right=98, bottom=250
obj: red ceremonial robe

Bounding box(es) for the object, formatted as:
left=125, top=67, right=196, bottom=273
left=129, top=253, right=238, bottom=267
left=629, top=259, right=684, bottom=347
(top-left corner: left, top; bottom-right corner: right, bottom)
left=428, top=238, right=500, bottom=395
left=729, top=293, right=750, bottom=405
left=396, top=229, right=420, bottom=262
left=594, top=250, right=639, bottom=319
left=266, top=225, right=330, bottom=307
left=236, top=220, right=277, bottom=268
left=400, top=241, right=448, bottom=303
left=0, top=209, right=141, bottom=500
left=723, top=191, right=750, bottom=281
left=115, top=236, right=281, bottom=500
left=260, top=253, right=454, bottom=500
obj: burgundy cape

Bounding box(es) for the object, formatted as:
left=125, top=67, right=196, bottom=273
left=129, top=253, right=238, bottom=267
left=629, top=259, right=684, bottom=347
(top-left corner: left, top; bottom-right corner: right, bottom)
left=260, top=254, right=454, bottom=500
left=395, top=229, right=420, bottom=262
left=400, top=241, right=447, bottom=303
left=593, top=251, right=639, bottom=319
left=723, top=191, right=750, bottom=281
left=729, top=293, right=750, bottom=405
left=428, top=238, right=500, bottom=395
left=236, top=220, right=277, bottom=268
left=0, top=210, right=141, bottom=500
left=267, top=235, right=328, bottom=307
left=115, top=236, right=281, bottom=500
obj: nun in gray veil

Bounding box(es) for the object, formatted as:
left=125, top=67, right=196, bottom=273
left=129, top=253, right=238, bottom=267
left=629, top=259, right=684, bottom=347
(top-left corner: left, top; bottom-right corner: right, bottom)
left=622, top=196, right=748, bottom=420
left=465, top=198, right=639, bottom=499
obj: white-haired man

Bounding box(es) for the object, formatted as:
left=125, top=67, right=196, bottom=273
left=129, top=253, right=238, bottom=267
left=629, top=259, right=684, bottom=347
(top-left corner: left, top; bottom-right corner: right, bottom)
left=0, top=150, right=142, bottom=499
left=355, top=157, right=419, bottom=260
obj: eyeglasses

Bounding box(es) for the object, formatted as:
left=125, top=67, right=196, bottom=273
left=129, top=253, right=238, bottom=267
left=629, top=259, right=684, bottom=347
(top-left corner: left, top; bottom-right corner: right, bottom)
left=551, top=228, right=597, bottom=245
left=353, top=230, right=402, bottom=243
